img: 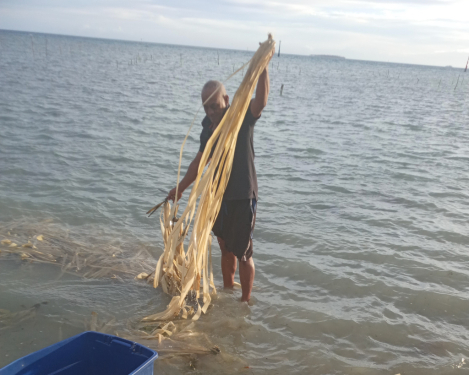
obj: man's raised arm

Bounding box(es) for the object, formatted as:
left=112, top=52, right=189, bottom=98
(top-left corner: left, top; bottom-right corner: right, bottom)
left=251, top=47, right=274, bottom=118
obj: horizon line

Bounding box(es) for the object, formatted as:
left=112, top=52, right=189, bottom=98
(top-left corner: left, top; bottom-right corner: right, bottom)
left=0, top=28, right=464, bottom=70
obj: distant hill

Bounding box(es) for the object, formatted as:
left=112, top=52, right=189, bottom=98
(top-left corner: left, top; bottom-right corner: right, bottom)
left=310, top=55, right=346, bottom=60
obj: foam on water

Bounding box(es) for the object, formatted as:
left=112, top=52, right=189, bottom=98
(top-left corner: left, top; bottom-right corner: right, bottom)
left=1, top=30, right=469, bottom=374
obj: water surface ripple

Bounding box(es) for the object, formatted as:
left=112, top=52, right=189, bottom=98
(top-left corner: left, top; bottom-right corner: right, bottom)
left=1, top=30, right=469, bottom=374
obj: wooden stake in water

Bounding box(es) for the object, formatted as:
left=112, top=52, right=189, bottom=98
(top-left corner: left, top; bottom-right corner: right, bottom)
left=454, top=74, right=460, bottom=90
left=217, top=51, right=219, bottom=65
left=30, top=35, right=35, bottom=58
left=278, top=41, right=281, bottom=57
left=280, top=84, right=284, bottom=96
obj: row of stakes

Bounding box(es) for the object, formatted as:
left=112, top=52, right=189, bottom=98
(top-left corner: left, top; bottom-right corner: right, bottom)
left=18, top=35, right=469, bottom=74
left=4, top=36, right=468, bottom=95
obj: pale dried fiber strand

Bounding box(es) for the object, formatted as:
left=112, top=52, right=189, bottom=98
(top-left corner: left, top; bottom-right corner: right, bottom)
left=144, top=35, right=275, bottom=322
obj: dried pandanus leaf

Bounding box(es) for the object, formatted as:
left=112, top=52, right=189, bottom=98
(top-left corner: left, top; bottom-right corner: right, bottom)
left=144, top=35, right=275, bottom=321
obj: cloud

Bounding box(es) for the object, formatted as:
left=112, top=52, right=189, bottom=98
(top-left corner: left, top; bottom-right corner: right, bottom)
left=434, top=48, right=469, bottom=54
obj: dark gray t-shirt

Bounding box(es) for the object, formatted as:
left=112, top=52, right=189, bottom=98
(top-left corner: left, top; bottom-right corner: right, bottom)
left=199, top=103, right=259, bottom=200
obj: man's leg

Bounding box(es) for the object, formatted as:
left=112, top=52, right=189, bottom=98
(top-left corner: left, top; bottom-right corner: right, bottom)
left=239, top=240, right=255, bottom=302
left=217, top=237, right=236, bottom=288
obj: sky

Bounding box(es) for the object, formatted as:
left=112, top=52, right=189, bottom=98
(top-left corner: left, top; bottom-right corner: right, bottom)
left=1, top=0, right=468, bottom=67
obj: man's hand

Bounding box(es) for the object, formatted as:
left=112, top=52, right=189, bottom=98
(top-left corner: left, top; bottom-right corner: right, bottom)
left=251, top=41, right=273, bottom=118
left=167, top=187, right=183, bottom=202
left=259, top=41, right=275, bottom=66
left=166, top=152, right=204, bottom=203
left=269, top=46, right=275, bottom=62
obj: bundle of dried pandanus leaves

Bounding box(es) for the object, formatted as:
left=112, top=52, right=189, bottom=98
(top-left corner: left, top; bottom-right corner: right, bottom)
left=143, top=35, right=276, bottom=322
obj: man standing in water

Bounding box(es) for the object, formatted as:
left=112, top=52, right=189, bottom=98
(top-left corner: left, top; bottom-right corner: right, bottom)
left=167, top=49, right=273, bottom=302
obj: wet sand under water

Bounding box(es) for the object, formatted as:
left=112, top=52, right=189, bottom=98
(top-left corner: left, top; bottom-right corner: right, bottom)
left=0, top=246, right=275, bottom=374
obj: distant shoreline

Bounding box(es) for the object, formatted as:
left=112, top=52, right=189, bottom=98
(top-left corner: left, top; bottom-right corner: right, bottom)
left=310, top=54, right=346, bottom=60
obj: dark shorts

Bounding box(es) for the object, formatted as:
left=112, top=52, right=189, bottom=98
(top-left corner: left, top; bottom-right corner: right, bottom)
left=212, top=199, right=257, bottom=261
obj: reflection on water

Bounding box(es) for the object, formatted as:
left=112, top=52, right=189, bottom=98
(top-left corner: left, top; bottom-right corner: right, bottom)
left=1, top=29, right=469, bottom=374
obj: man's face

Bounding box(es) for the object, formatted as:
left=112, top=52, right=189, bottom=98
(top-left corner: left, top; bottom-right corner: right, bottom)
left=202, top=90, right=229, bottom=126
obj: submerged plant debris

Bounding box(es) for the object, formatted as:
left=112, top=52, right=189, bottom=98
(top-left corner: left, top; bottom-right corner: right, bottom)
left=0, top=218, right=154, bottom=281
left=0, top=219, right=224, bottom=360
left=0, top=304, right=41, bottom=331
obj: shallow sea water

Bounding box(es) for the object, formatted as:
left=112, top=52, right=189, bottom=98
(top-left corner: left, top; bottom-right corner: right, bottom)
left=1, top=30, right=469, bottom=374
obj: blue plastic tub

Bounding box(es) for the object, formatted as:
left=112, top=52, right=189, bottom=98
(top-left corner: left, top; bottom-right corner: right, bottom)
left=0, top=331, right=158, bottom=375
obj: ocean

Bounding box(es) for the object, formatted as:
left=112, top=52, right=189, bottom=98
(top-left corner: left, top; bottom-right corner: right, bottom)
left=1, top=29, right=468, bottom=374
